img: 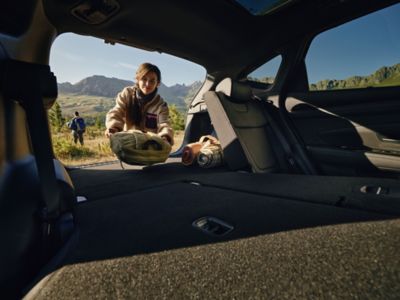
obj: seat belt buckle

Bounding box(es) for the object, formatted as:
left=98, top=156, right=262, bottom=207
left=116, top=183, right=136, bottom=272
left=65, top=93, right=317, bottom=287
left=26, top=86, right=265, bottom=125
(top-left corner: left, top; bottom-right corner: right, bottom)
left=287, top=156, right=295, bottom=166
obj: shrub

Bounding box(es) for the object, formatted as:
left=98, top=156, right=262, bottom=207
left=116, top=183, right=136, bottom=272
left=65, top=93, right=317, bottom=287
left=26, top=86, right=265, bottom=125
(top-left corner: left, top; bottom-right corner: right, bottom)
left=169, top=104, right=185, bottom=131
left=53, top=135, right=95, bottom=160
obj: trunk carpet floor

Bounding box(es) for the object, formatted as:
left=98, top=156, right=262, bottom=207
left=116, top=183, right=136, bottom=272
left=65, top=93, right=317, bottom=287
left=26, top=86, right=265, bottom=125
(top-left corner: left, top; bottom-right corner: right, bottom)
left=27, top=219, right=400, bottom=299
left=38, top=160, right=399, bottom=299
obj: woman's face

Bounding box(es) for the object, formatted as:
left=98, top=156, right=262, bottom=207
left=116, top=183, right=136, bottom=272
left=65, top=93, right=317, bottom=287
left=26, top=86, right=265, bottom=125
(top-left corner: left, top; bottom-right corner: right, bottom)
left=138, top=71, right=160, bottom=95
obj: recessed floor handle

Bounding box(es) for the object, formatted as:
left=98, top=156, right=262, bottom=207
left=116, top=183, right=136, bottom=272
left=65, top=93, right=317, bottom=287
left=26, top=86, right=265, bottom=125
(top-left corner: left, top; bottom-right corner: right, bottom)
left=192, top=217, right=234, bottom=236
left=360, top=185, right=388, bottom=195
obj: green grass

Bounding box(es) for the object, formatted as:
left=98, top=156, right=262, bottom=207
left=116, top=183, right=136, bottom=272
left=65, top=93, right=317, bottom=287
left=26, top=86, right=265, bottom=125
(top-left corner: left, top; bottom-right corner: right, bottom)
left=378, top=73, right=400, bottom=87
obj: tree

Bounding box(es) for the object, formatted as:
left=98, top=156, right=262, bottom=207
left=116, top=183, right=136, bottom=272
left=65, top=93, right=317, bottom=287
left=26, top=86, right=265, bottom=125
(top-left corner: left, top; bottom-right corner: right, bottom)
left=95, top=113, right=106, bottom=129
left=169, top=104, right=185, bottom=131
left=48, top=101, right=65, bottom=132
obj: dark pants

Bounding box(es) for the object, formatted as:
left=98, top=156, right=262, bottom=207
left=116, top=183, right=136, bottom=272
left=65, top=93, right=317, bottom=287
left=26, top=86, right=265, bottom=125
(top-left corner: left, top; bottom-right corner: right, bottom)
left=72, top=130, right=84, bottom=145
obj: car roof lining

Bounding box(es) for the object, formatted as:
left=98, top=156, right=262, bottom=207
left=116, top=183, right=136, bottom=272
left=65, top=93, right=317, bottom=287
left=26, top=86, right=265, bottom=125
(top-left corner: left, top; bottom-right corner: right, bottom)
left=39, top=0, right=399, bottom=78
left=0, top=0, right=37, bottom=36
left=1, top=0, right=398, bottom=78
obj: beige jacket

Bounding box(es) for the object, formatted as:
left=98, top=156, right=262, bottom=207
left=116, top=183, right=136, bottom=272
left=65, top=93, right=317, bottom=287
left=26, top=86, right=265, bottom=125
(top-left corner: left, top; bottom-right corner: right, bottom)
left=106, top=86, right=174, bottom=145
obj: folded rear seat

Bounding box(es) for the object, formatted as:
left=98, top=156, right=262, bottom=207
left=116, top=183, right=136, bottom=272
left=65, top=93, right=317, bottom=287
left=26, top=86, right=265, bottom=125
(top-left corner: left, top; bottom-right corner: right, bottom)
left=204, top=78, right=299, bottom=173
left=204, top=78, right=279, bottom=173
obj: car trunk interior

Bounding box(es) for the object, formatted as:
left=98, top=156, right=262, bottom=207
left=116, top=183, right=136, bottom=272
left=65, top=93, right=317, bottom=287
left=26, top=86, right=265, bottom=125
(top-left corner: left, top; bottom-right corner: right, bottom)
left=2, top=68, right=400, bottom=298
left=22, top=158, right=400, bottom=298
left=1, top=0, right=400, bottom=298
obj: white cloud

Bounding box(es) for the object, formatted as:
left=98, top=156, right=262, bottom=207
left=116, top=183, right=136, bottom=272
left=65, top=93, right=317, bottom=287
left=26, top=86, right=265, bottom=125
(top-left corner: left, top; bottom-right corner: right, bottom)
left=116, top=62, right=138, bottom=70
left=53, top=49, right=83, bottom=62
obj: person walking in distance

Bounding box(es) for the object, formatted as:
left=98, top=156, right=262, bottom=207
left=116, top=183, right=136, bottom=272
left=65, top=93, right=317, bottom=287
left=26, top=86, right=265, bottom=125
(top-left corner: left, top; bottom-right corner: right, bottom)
left=68, top=111, right=86, bottom=145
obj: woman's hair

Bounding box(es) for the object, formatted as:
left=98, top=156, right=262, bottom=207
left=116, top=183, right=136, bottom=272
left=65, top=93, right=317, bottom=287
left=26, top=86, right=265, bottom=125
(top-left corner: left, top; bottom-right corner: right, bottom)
left=135, top=62, right=161, bottom=85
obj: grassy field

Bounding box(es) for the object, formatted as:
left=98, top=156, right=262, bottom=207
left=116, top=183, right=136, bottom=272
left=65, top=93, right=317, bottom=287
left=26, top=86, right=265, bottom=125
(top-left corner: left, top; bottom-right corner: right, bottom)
left=52, top=127, right=184, bottom=166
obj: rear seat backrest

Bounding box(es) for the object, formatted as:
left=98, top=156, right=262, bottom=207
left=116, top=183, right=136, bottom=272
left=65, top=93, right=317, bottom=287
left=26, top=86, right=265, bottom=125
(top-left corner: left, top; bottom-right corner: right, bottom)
left=204, top=78, right=279, bottom=173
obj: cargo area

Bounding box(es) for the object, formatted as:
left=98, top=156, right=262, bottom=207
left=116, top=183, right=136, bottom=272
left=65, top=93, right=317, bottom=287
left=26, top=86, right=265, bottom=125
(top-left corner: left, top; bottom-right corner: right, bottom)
left=24, top=159, right=400, bottom=299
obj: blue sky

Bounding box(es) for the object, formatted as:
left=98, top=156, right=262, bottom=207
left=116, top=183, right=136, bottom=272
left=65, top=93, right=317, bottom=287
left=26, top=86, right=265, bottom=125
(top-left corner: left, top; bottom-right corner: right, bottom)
left=50, top=3, right=400, bottom=86
left=306, top=3, right=400, bottom=83
left=50, top=33, right=206, bottom=87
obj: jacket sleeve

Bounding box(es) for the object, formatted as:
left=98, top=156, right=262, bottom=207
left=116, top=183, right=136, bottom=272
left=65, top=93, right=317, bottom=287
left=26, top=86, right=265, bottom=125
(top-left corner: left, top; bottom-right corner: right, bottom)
left=105, top=87, right=130, bottom=131
left=157, top=102, right=174, bottom=145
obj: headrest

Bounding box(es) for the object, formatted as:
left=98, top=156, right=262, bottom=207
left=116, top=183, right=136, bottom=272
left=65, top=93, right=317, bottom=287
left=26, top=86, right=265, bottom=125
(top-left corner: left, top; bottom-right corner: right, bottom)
left=215, top=78, right=252, bottom=103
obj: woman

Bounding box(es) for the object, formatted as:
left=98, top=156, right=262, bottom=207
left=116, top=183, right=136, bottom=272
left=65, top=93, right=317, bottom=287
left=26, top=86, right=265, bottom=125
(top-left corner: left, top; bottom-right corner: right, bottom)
left=105, top=63, right=174, bottom=145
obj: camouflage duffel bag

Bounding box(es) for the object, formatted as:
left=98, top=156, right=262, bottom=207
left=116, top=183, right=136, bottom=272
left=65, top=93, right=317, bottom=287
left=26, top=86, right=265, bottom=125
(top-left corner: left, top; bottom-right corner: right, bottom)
left=110, top=130, right=171, bottom=165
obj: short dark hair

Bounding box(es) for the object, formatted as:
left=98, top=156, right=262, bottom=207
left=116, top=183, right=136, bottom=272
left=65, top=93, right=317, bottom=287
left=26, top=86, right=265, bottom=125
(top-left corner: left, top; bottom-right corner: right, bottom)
left=75, top=111, right=79, bottom=116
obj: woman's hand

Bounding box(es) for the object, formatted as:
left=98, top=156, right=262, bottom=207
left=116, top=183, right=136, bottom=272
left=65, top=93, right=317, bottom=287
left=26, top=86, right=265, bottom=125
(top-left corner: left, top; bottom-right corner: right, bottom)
left=105, top=128, right=117, bottom=138
left=161, top=135, right=171, bottom=145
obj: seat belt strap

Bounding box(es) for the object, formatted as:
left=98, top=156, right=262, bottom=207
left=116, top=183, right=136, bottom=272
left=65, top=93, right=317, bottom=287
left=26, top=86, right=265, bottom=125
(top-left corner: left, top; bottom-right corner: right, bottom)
left=257, top=98, right=300, bottom=172
left=261, top=98, right=317, bottom=175
left=2, top=59, right=60, bottom=221
left=3, top=94, right=16, bottom=162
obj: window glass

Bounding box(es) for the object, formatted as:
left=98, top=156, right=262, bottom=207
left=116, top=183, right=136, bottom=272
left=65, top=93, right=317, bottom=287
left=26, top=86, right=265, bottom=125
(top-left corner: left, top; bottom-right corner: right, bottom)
left=306, top=3, right=400, bottom=91
left=233, top=0, right=294, bottom=16
left=49, top=33, right=206, bottom=166
left=247, top=55, right=282, bottom=85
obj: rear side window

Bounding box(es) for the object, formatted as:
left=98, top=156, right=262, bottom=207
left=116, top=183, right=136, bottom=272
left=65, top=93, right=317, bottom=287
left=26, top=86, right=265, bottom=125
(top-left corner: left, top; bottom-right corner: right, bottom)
left=306, top=3, right=400, bottom=91
left=247, top=55, right=282, bottom=86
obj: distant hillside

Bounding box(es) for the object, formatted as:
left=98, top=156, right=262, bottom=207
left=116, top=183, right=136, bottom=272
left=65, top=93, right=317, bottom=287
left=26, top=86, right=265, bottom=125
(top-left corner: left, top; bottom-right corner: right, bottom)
left=248, top=76, right=275, bottom=84
left=310, top=63, right=400, bottom=90
left=56, top=93, right=115, bottom=118
left=58, top=75, right=132, bottom=97
left=158, top=81, right=202, bottom=108
left=58, top=75, right=201, bottom=110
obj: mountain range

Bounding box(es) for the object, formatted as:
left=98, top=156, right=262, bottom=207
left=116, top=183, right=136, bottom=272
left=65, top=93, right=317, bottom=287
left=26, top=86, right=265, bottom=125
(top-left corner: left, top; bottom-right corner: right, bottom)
left=251, top=63, right=400, bottom=90
left=310, top=63, right=400, bottom=90
left=58, top=75, right=202, bottom=110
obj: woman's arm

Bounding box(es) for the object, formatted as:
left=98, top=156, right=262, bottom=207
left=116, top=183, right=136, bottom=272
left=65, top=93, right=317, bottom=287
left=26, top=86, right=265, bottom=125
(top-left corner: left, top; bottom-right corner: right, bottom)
left=105, top=87, right=130, bottom=136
